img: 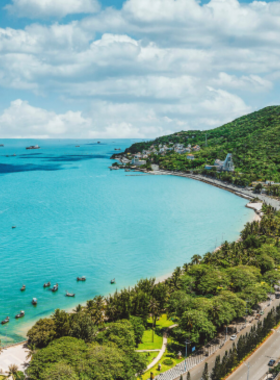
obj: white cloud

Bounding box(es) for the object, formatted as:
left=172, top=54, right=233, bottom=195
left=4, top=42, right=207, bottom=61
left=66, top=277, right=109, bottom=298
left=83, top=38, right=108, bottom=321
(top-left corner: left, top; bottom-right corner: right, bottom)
left=5, top=0, right=100, bottom=18
left=0, top=0, right=279, bottom=138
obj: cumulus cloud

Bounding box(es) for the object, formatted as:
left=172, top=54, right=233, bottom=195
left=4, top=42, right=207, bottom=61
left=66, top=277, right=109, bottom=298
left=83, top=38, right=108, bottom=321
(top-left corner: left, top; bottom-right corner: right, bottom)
left=0, top=0, right=279, bottom=138
left=5, top=0, right=100, bottom=18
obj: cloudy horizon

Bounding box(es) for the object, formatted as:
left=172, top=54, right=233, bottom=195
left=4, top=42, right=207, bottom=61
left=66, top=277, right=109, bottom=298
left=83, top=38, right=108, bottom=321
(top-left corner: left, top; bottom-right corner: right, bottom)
left=0, top=0, right=279, bottom=138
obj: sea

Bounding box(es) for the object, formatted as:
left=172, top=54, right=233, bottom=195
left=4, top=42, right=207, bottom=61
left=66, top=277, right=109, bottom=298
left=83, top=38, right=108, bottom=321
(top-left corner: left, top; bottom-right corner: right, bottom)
left=0, top=139, right=254, bottom=345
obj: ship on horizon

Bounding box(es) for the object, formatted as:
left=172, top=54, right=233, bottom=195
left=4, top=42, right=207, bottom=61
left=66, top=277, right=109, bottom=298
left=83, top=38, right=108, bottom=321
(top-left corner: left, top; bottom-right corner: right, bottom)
left=26, top=145, right=40, bottom=150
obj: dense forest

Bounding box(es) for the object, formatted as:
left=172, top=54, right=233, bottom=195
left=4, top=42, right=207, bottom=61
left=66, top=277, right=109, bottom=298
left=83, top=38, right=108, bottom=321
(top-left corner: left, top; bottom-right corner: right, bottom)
left=119, top=106, right=280, bottom=186
left=25, top=203, right=280, bottom=379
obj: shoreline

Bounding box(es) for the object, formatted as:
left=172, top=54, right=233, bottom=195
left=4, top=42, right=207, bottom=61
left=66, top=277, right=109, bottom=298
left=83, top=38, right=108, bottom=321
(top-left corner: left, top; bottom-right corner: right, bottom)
left=3, top=170, right=266, bottom=346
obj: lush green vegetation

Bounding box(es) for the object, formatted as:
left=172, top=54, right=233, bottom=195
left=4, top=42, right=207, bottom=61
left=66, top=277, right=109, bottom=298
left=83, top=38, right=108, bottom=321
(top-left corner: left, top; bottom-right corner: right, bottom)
left=26, top=203, right=280, bottom=379
left=121, top=106, right=280, bottom=186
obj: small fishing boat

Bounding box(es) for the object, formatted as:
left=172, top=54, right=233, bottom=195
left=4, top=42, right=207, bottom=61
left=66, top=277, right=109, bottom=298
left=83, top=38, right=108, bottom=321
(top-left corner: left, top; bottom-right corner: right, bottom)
left=110, top=278, right=116, bottom=284
left=32, top=298, right=37, bottom=305
left=75, top=146, right=80, bottom=148
left=0, top=144, right=4, bottom=147
left=97, top=141, right=101, bottom=144
left=77, top=276, right=86, bottom=282
left=15, top=311, right=25, bottom=319
left=12, top=226, right=16, bottom=229
left=66, top=291, right=75, bottom=297
left=20, top=285, right=26, bottom=291
left=51, top=284, right=59, bottom=292
left=43, top=282, right=51, bottom=288
left=1, top=317, right=9, bottom=325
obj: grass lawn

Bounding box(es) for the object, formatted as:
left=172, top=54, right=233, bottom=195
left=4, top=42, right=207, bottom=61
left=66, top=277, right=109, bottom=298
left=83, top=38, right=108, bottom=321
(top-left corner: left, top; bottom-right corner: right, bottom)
left=138, top=337, right=185, bottom=380
left=138, top=329, right=163, bottom=350
left=147, top=314, right=175, bottom=329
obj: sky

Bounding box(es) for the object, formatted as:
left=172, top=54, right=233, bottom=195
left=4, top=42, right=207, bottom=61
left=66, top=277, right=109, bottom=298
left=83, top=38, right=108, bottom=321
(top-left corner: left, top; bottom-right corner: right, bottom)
left=0, top=0, right=280, bottom=138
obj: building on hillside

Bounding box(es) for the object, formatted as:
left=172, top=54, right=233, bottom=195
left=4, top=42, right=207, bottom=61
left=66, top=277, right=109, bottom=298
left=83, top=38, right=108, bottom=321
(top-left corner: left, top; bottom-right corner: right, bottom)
left=204, top=165, right=214, bottom=170
left=187, top=154, right=195, bottom=160
left=193, top=145, right=201, bottom=151
left=222, top=153, right=234, bottom=171
left=131, top=158, right=146, bottom=166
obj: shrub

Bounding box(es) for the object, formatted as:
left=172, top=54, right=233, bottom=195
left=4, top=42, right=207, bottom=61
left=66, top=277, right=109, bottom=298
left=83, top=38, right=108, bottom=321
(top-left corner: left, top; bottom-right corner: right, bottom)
left=163, top=358, right=174, bottom=366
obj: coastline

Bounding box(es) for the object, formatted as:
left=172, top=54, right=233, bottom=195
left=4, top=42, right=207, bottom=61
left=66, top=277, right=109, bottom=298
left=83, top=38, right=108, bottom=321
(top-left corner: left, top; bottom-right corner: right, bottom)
left=3, top=170, right=266, bottom=345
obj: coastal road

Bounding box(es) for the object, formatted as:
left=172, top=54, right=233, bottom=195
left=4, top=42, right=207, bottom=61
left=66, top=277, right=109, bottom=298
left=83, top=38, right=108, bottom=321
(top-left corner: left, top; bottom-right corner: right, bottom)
left=227, top=326, right=280, bottom=380
left=182, top=297, right=280, bottom=380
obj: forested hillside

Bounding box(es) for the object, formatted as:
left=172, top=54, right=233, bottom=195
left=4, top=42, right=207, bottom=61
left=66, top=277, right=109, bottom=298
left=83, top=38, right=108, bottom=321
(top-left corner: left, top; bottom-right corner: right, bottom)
left=122, top=106, right=280, bottom=184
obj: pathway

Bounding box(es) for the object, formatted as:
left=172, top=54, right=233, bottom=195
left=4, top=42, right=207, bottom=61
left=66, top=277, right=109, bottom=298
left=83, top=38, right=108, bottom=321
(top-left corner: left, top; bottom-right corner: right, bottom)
left=146, top=324, right=177, bottom=372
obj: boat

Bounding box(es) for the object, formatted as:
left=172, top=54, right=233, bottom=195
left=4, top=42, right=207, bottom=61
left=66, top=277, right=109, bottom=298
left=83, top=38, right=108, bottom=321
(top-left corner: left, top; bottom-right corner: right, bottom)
left=51, top=283, right=59, bottom=292
left=75, top=146, right=80, bottom=148
left=26, top=145, right=40, bottom=150
left=20, top=285, right=26, bottom=291
left=77, top=276, right=86, bottom=281
left=15, top=311, right=25, bottom=319
left=110, top=278, right=116, bottom=284
left=12, top=226, right=16, bottom=229
left=97, top=141, right=101, bottom=144
left=32, top=298, right=37, bottom=305
left=12, top=154, right=16, bottom=157
left=1, top=317, right=9, bottom=325
left=66, top=291, right=75, bottom=297
left=114, top=148, right=121, bottom=151
left=43, top=282, right=51, bottom=288
left=125, top=169, right=130, bottom=172
left=0, top=144, right=4, bottom=147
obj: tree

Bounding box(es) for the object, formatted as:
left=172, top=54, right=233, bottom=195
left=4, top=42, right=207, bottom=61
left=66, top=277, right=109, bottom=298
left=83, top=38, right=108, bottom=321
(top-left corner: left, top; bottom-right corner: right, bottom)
left=52, top=309, right=70, bottom=338
left=96, top=320, right=136, bottom=350
left=149, top=298, right=160, bottom=343
left=130, top=316, right=145, bottom=346
left=191, top=255, right=202, bottom=265
left=6, top=364, right=19, bottom=380
left=202, top=362, right=209, bottom=380
left=26, top=343, right=38, bottom=361
left=70, top=312, right=98, bottom=343
left=41, top=363, right=79, bottom=380
left=27, top=318, right=56, bottom=348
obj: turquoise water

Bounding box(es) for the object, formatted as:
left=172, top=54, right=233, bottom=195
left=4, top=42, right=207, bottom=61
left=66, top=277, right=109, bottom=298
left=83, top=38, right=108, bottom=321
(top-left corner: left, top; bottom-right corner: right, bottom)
left=0, top=139, right=254, bottom=345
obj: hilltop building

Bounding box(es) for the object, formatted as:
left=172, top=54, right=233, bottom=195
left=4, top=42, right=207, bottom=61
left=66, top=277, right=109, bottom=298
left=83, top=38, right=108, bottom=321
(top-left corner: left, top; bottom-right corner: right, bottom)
left=205, top=153, right=235, bottom=172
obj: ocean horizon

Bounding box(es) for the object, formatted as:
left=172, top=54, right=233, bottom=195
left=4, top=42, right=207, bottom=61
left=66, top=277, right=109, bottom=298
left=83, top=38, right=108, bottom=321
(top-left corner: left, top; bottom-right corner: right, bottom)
left=0, top=139, right=254, bottom=345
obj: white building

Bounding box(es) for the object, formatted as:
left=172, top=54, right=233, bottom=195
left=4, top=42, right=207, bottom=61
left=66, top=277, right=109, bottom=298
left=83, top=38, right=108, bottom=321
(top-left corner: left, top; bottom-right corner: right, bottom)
left=187, top=154, right=195, bottom=160
left=131, top=158, right=147, bottom=166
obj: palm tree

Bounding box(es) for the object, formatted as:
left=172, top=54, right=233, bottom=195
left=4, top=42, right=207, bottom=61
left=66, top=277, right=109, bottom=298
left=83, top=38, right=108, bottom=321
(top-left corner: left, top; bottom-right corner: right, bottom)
left=6, top=364, right=18, bottom=380
left=26, top=343, right=37, bottom=361
left=191, top=255, right=202, bottom=265
left=149, top=298, right=160, bottom=343
left=74, top=304, right=83, bottom=313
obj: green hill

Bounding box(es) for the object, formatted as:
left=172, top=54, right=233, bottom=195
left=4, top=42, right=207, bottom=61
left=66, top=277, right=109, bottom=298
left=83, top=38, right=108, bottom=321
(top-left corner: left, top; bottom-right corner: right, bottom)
left=120, top=106, right=280, bottom=185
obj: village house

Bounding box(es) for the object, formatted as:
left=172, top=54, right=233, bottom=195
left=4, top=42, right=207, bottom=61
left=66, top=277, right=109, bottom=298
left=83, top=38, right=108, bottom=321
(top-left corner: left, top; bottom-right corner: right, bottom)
left=187, top=154, right=195, bottom=160
left=192, top=145, right=201, bottom=151
left=131, top=157, right=147, bottom=166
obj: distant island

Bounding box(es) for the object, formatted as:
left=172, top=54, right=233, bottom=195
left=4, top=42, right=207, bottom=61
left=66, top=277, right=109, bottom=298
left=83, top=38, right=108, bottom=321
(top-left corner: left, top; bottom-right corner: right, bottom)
left=112, top=106, right=280, bottom=196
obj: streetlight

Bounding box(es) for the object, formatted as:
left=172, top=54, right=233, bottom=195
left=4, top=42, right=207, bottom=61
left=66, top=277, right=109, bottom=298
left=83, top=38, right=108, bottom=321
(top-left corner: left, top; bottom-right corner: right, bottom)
left=184, top=339, right=192, bottom=372
left=244, top=362, right=250, bottom=380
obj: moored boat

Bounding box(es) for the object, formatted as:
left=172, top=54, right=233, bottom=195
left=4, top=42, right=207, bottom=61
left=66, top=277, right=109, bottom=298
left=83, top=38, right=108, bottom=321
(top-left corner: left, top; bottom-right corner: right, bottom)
left=32, top=298, right=37, bottom=305
left=15, top=311, right=25, bottom=319
left=12, top=226, right=16, bottom=229
left=43, top=282, right=51, bottom=288
left=20, top=285, right=26, bottom=291
left=1, top=317, right=9, bottom=325
left=51, top=284, right=59, bottom=292
left=66, top=291, right=75, bottom=297
left=110, top=278, right=116, bottom=284
left=77, top=276, right=86, bottom=281
left=26, top=145, right=40, bottom=150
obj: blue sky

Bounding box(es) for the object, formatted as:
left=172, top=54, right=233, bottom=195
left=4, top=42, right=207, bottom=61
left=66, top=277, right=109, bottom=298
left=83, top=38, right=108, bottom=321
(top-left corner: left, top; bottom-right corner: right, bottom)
left=0, top=0, right=279, bottom=138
